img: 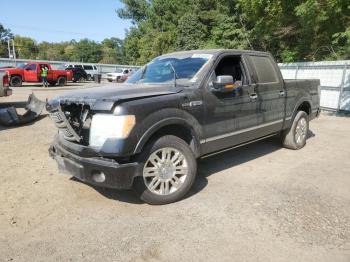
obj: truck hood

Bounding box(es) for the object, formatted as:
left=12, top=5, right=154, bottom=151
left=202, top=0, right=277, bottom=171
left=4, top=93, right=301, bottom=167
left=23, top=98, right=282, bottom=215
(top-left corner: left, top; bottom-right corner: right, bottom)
left=48, top=83, right=183, bottom=111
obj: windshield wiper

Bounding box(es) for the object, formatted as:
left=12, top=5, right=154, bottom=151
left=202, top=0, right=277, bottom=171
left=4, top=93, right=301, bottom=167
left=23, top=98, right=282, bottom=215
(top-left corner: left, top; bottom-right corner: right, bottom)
left=168, top=62, right=178, bottom=87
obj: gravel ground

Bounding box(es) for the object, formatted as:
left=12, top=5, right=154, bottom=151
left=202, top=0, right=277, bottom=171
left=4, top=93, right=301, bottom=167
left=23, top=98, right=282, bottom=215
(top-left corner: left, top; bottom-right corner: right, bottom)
left=0, top=83, right=350, bottom=262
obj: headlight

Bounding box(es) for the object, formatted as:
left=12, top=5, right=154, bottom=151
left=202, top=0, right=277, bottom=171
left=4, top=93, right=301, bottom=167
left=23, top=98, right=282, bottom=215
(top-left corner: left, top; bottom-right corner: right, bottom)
left=89, top=114, right=135, bottom=148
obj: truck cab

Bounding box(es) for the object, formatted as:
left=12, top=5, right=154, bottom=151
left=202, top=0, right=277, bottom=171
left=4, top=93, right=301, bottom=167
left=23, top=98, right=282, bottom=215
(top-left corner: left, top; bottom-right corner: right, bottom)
left=47, top=49, right=320, bottom=205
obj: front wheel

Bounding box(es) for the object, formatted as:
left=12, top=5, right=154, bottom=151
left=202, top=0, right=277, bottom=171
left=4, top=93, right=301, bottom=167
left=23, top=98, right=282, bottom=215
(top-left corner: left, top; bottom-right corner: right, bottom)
left=134, top=135, right=197, bottom=205
left=282, top=111, right=309, bottom=150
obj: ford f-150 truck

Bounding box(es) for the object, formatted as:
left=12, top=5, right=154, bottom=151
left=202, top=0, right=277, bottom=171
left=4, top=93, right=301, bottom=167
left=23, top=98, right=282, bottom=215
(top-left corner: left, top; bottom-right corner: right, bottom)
left=0, top=62, right=72, bottom=87
left=0, top=71, right=11, bottom=97
left=47, top=49, right=320, bottom=205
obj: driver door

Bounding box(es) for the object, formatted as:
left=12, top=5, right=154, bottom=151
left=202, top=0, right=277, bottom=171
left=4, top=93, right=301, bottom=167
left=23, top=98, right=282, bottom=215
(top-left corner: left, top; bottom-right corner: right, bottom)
left=201, top=54, right=260, bottom=154
left=24, top=64, right=39, bottom=82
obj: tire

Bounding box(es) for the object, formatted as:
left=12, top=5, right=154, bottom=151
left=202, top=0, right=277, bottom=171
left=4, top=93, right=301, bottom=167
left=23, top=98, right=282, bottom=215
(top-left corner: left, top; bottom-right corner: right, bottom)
left=134, top=135, right=197, bottom=205
left=282, top=111, right=309, bottom=150
left=87, top=75, right=92, bottom=81
left=57, top=76, right=67, bottom=86
left=116, top=76, right=121, bottom=82
left=78, top=76, right=86, bottom=82
left=108, top=79, right=113, bottom=82
left=10, top=75, right=22, bottom=87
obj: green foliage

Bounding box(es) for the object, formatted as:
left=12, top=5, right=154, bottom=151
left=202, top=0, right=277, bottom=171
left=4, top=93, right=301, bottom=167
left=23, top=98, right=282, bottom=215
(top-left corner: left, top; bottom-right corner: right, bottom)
left=119, top=0, right=350, bottom=64
left=13, top=36, right=38, bottom=59
left=0, top=23, right=13, bottom=57
left=2, top=1, right=350, bottom=64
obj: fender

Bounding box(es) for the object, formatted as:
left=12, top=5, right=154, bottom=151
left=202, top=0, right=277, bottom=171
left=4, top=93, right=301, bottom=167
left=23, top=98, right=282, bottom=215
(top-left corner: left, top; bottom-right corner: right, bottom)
left=284, top=97, right=312, bottom=129
left=133, top=108, right=203, bottom=155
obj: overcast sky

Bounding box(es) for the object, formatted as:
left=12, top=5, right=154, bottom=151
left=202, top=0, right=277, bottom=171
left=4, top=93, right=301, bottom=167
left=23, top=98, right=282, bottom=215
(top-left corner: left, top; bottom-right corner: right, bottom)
left=1, top=0, right=132, bottom=43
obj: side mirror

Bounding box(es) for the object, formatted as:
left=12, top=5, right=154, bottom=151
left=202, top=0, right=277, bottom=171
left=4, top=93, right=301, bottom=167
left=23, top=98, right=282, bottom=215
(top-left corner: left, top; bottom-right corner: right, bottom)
left=212, top=75, right=235, bottom=93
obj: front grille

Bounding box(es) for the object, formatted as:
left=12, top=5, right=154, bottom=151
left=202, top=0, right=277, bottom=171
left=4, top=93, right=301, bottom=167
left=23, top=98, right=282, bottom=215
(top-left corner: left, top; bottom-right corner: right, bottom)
left=49, top=109, right=81, bottom=142
left=49, top=103, right=92, bottom=145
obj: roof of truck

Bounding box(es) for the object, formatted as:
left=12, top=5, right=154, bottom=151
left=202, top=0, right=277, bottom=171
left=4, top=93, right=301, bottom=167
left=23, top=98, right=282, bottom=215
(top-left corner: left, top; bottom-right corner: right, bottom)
left=160, top=49, right=270, bottom=57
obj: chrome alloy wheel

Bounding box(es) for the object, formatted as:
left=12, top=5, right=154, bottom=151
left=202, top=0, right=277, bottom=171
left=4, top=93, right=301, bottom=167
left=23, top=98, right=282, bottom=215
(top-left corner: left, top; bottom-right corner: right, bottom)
left=295, top=117, right=307, bottom=145
left=143, top=147, right=189, bottom=195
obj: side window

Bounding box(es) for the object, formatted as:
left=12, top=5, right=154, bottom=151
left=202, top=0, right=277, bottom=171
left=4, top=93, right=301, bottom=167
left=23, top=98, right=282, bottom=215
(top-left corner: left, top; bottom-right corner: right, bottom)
left=214, top=55, right=246, bottom=85
left=93, top=66, right=97, bottom=70
left=27, top=64, right=37, bottom=71
left=124, top=70, right=129, bottom=74
left=75, top=65, right=83, bottom=68
left=84, top=65, right=93, bottom=70
left=249, top=56, right=279, bottom=83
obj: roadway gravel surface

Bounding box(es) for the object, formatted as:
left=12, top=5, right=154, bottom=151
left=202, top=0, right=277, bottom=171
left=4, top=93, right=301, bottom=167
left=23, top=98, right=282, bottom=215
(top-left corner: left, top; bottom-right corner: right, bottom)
left=0, top=83, right=350, bottom=262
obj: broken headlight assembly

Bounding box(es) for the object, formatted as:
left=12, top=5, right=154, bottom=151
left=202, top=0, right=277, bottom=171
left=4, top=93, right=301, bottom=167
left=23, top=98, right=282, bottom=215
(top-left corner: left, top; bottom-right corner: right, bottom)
left=89, top=114, right=135, bottom=148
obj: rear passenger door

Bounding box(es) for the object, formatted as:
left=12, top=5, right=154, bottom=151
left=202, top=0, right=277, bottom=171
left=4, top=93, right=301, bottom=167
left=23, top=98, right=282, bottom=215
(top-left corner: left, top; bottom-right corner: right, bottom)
left=247, top=55, right=285, bottom=134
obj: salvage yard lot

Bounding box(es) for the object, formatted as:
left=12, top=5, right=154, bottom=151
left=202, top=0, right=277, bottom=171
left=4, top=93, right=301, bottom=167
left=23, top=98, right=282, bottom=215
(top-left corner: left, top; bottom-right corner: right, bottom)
left=1, top=83, right=350, bottom=261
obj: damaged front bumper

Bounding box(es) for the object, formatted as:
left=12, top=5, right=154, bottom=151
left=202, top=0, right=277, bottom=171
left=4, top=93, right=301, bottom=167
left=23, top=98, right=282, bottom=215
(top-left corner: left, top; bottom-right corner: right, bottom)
left=0, top=94, right=46, bottom=126
left=49, top=135, right=141, bottom=189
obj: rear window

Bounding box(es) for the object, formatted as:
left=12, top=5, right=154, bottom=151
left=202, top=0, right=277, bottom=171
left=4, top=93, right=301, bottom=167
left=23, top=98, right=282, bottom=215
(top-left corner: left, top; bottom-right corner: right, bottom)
left=249, top=56, right=279, bottom=83
left=83, top=65, right=93, bottom=70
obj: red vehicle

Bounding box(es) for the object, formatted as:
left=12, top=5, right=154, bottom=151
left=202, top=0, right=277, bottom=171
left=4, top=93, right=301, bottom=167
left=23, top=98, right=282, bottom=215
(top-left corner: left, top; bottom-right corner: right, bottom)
left=0, top=62, right=73, bottom=87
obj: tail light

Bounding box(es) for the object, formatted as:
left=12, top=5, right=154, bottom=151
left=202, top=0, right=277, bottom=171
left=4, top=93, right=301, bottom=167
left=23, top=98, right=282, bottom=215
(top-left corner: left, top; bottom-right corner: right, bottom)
left=3, top=72, right=9, bottom=87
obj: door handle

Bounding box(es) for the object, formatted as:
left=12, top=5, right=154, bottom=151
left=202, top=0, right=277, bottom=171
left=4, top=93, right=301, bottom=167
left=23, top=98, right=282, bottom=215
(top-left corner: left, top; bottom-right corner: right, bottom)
left=249, top=93, right=258, bottom=101
left=279, top=90, right=285, bottom=97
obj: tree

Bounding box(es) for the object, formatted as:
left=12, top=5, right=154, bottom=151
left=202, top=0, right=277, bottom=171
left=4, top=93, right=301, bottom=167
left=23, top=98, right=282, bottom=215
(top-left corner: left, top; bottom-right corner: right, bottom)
left=0, top=23, right=13, bottom=58
left=13, top=36, right=38, bottom=59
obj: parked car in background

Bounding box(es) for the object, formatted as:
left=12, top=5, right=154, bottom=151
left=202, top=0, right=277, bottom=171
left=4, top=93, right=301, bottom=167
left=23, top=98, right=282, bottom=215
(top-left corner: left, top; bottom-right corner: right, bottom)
left=106, top=68, right=133, bottom=82
left=0, top=71, right=11, bottom=97
left=66, top=64, right=98, bottom=81
left=65, top=67, right=88, bottom=82
left=47, top=49, right=320, bottom=205
left=0, top=62, right=72, bottom=87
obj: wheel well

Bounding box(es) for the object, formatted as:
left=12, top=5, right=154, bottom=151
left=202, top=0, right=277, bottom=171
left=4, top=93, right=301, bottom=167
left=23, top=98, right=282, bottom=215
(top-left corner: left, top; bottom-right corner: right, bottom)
left=297, top=101, right=311, bottom=115
left=11, top=74, right=22, bottom=80
left=146, top=124, right=200, bottom=158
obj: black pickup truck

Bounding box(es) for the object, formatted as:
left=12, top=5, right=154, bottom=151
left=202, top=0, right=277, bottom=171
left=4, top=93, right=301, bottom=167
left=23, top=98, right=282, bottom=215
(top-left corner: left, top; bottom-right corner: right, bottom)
left=47, top=49, right=320, bottom=204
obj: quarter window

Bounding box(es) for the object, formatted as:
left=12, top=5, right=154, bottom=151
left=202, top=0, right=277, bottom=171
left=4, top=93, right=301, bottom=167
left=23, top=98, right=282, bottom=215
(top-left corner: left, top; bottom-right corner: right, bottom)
left=249, top=56, right=279, bottom=83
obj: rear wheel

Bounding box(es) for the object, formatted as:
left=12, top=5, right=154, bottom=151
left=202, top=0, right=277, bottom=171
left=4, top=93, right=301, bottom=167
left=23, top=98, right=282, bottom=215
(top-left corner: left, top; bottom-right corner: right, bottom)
left=10, top=76, right=22, bottom=87
left=57, top=76, right=67, bottom=86
left=134, top=135, right=197, bottom=205
left=282, top=111, right=309, bottom=150
left=78, top=76, right=86, bottom=82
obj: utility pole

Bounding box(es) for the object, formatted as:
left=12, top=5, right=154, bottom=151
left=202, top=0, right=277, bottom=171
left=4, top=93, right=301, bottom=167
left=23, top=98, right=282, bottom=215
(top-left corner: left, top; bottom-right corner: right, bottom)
left=7, top=40, right=11, bottom=59
left=12, top=39, right=16, bottom=65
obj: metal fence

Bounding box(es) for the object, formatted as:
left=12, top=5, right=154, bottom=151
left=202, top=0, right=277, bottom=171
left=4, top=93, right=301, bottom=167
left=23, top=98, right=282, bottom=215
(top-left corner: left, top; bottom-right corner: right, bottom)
left=1, top=57, right=349, bottom=112
left=279, top=60, right=350, bottom=112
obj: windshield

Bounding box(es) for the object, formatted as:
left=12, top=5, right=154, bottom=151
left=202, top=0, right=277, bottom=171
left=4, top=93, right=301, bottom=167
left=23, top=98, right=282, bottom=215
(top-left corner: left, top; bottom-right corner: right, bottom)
left=126, top=53, right=212, bottom=85
left=114, top=68, right=123, bottom=73
left=17, top=63, right=27, bottom=69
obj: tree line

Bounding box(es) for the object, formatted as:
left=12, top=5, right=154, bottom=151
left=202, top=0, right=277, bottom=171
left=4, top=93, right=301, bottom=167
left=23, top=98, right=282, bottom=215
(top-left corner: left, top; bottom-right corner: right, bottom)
left=0, top=24, right=128, bottom=64
left=1, top=0, right=349, bottom=65
left=119, top=0, right=350, bottom=65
